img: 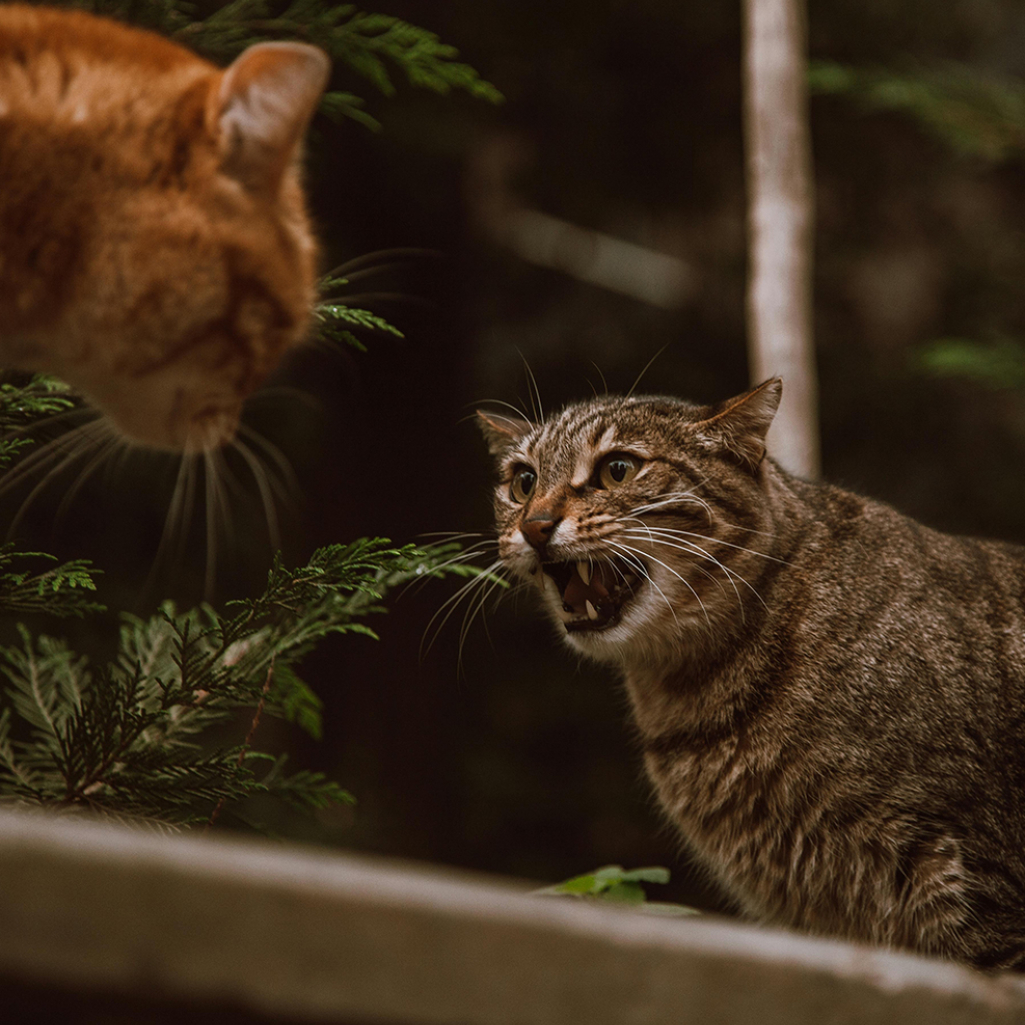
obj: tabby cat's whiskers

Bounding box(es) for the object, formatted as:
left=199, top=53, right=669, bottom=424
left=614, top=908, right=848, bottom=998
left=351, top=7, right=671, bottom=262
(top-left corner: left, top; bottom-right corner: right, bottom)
left=619, top=528, right=764, bottom=613
left=420, top=551, right=507, bottom=665
left=604, top=539, right=693, bottom=626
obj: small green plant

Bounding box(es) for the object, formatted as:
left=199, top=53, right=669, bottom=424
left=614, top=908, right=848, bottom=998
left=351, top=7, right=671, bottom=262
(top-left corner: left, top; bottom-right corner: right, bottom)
left=538, top=865, right=700, bottom=916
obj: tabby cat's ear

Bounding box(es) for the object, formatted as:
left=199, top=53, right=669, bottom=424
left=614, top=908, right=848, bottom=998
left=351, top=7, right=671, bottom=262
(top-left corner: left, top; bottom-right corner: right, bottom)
left=213, top=42, right=330, bottom=193
left=691, top=378, right=782, bottom=472
left=476, top=411, right=533, bottom=458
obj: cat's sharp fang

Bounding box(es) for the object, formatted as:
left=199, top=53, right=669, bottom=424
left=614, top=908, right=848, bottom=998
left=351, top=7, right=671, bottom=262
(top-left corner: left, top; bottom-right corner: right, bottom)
left=577, top=560, right=591, bottom=586
left=585, top=600, right=599, bottom=621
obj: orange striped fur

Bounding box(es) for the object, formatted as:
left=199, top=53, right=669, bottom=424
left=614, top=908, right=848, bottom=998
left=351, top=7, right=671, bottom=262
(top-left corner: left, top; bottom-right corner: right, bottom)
left=0, top=5, right=328, bottom=450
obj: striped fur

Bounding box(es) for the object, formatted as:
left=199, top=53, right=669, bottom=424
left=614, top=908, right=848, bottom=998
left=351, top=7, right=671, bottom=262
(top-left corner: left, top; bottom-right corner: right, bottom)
left=480, top=379, right=1025, bottom=969
left=0, top=5, right=327, bottom=450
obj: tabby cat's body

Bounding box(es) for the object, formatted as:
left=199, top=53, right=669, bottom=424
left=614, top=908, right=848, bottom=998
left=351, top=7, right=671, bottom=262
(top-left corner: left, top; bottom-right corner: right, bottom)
left=0, top=5, right=328, bottom=450
left=480, top=379, right=1025, bottom=970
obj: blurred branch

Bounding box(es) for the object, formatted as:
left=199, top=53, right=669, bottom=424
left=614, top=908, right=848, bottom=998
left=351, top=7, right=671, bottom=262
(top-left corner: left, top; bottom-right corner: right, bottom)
left=810, top=61, right=1025, bottom=164
left=917, top=338, right=1025, bottom=391
left=742, top=0, right=819, bottom=478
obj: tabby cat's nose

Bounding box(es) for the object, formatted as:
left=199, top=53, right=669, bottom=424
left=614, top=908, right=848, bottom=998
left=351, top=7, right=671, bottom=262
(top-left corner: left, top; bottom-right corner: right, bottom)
left=522, top=513, right=561, bottom=553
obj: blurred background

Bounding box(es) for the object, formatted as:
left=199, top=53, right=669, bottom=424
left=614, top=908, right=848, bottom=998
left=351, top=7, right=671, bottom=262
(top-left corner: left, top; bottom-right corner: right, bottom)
left=6, top=0, right=1025, bottom=914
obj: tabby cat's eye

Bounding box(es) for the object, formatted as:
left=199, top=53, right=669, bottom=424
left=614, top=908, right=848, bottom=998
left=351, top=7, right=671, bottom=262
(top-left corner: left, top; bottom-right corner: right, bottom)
left=510, top=466, right=538, bottom=503
left=597, top=453, right=641, bottom=489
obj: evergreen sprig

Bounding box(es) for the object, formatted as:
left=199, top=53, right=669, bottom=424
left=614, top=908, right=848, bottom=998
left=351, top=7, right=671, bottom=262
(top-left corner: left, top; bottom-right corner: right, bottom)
left=0, top=374, right=80, bottom=470
left=0, top=545, right=104, bottom=620
left=0, top=540, right=471, bottom=826
left=314, top=275, right=405, bottom=352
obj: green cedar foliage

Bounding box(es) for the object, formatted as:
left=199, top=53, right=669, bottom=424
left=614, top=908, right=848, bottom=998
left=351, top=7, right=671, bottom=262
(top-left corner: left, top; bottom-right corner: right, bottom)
left=315, top=274, right=405, bottom=353
left=0, top=540, right=472, bottom=826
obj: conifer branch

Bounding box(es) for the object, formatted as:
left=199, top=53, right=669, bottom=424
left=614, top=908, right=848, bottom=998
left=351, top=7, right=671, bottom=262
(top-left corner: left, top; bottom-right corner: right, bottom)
left=0, top=541, right=478, bottom=827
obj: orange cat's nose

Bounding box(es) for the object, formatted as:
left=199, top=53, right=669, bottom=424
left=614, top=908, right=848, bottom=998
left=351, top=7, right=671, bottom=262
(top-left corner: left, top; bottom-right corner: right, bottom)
left=522, top=513, right=560, bottom=553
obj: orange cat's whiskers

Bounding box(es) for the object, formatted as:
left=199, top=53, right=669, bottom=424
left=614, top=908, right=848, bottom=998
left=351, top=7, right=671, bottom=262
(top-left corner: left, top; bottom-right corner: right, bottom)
left=0, top=413, right=102, bottom=497
left=322, top=248, right=441, bottom=281
left=231, top=438, right=282, bottom=552
left=53, top=431, right=125, bottom=528
left=2, top=418, right=113, bottom=540
left=202, top=449, right=236, bottom=599
left=236, top=424, right=299, bottom=503
left=147, top=453, right=200, bottom=595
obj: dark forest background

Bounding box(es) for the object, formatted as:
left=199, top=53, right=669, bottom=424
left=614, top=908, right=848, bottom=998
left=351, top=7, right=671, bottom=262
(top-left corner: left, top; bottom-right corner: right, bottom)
left=6, top=0, right=1025, bottom=914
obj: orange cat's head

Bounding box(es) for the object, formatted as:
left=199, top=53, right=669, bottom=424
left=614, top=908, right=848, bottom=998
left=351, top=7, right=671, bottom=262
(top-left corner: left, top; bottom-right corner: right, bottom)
left=0, top=5, right=329, bottom=451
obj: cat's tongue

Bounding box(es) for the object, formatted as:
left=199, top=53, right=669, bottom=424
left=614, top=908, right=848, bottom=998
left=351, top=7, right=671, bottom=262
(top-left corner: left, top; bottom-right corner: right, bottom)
left=562, top=561, right=612, bottom=615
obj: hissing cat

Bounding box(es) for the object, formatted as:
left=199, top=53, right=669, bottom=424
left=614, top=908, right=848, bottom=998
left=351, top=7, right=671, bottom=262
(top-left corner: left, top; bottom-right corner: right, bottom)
left=0, top=5, right=328, bottom=451
left=480, top=379, right=1025, bottom=970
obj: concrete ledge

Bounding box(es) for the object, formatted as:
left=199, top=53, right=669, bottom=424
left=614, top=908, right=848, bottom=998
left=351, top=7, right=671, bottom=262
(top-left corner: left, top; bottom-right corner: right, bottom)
left=1, top=808, right=1024, bottom=1023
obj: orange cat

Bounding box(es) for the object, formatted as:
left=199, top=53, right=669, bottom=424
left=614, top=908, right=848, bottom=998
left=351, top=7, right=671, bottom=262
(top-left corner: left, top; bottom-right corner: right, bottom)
left=0, top=5, right=328, bottom=451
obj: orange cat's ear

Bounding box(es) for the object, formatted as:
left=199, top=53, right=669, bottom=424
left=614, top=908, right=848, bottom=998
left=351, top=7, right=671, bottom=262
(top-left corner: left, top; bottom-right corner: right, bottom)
left=476, top=410, right=533, bottom=458
left=690, top=378, right=782, bottom=472
left=213, top=41, right=330, bottom=192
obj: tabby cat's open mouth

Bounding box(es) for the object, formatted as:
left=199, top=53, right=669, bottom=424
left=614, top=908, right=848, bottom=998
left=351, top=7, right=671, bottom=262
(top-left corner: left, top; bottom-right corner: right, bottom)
left=541, top=557, right=645, bottom=632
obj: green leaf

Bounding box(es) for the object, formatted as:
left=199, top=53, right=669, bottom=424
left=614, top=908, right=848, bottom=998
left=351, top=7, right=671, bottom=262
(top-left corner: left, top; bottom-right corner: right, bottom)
left=535, top=864, right=698, bottom=915
left=598, top=881, right=646, bottom=904
left=619, top=866, right=671, bottom=885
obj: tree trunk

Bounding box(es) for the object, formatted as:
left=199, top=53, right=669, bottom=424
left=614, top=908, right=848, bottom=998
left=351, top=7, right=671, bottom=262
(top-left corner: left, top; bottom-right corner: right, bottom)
left=742, top=0, right=819, bottom=479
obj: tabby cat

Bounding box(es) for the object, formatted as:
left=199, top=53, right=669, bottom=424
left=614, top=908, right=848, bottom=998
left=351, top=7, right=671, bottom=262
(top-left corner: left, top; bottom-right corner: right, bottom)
left=480, top=378, right=1025, bottom=970
left=0, top=5, right=328, bottom=451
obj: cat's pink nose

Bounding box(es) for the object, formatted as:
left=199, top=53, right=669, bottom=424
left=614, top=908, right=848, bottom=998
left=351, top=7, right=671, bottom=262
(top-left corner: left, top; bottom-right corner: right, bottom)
left=522, top=514, right=560, bottom=553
